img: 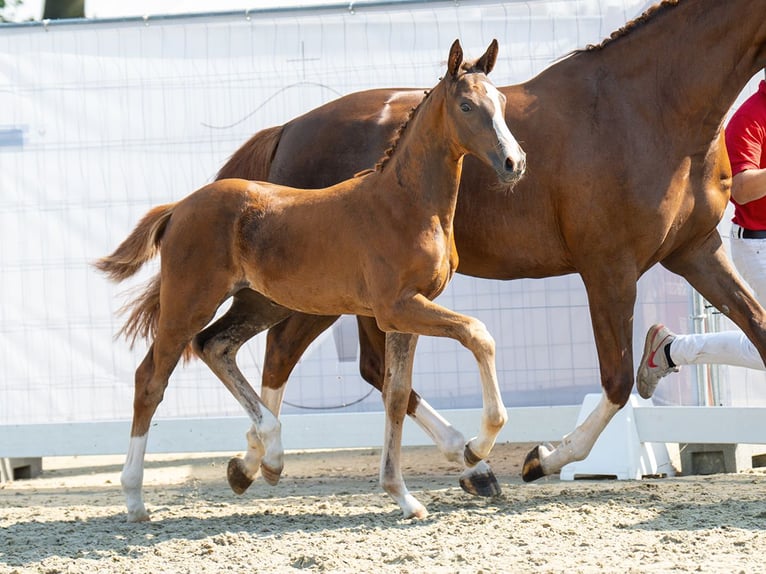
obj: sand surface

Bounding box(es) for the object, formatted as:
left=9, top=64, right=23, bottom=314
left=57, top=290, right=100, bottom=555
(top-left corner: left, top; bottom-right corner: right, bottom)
left=1, top=442, right=765, bottom=573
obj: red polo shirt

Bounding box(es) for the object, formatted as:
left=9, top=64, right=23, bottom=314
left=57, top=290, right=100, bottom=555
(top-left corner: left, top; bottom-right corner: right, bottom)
left=728, top=80, right=766, bottom=230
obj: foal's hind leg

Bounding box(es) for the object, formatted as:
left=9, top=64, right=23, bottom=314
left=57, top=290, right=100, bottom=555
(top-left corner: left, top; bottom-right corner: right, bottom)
left=193, top=289, right=293, bottom=493
left=122, top=343, right=181, bottom=522
left=123, top=294, right=224, bottom=521
left=356, top=315, right=500, bottom=496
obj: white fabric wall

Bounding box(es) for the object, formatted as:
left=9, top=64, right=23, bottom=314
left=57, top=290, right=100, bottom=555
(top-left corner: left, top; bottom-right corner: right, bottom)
left=2, top=0, right=758, bottom=428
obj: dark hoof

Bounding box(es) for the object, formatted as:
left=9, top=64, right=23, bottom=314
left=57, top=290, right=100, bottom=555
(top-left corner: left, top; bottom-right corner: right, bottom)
left=521, top=445, right=546, bottom=482
left=227, top=457, right=254, bottom=495
left=459, top=468, right=502, bottom=497
left=463, top=443, right=483, bottom=467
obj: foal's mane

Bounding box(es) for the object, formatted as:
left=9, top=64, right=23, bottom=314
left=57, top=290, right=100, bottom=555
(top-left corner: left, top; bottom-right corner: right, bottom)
left=372, top=88, right=433, bottom=173
left=581, top=0, right=680, bottom=52
left=371, top=61, right=486, bottom=174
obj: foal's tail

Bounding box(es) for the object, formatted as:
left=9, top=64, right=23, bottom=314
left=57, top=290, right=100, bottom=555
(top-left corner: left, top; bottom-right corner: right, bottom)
left=94, top=203, right=176, bottom=348
left=215, top=125, right=284, bottom=181
left=95, top=203, right=175, bottom=282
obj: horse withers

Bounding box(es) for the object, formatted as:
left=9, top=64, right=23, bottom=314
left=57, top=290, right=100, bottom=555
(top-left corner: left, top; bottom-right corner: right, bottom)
left=96, top=39, right=525, bottom=521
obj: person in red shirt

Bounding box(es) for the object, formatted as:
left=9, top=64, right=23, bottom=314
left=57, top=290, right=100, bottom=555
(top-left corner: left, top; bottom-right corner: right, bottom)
left=638, top=72, right=766, bottom=399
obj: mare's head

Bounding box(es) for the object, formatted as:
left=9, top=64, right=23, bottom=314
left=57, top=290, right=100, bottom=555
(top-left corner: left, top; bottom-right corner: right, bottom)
left=441, top=39, right=526, bottom=184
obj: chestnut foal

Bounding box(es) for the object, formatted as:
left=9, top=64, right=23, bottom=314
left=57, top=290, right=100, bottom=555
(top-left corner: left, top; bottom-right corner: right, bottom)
left=97, top=39, right=525, bottom=521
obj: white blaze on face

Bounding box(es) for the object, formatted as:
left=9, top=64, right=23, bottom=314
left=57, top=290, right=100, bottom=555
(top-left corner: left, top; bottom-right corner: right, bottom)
left=481, top=80, right=523, bottom=163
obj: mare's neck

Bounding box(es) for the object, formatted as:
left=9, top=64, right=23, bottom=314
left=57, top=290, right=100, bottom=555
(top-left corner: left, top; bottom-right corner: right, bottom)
left=576, top=0, right=766, bottom=134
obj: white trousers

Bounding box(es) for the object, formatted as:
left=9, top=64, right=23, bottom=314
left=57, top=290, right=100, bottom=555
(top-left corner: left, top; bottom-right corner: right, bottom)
left=668, top=224, right=766, bottom=370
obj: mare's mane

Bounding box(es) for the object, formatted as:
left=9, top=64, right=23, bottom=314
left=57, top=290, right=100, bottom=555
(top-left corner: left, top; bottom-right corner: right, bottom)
left=582, top=0, right=680, bottom=52
left=367, top=1, right=684, bottom=176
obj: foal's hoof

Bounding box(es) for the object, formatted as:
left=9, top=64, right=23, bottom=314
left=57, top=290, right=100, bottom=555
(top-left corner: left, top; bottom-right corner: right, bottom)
left=126, top=508, right=151, bottom=523
left=459, top=465, right=501, bottom=498
left=521, top=445, right=546, bottom=482
left=227, top=457, right=254, bottom=495
left=403, top=504, right=429, bottom=520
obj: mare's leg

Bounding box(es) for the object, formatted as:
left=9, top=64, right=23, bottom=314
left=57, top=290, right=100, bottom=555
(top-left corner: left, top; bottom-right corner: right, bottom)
left=663, top=235, right=766, bottom=364
left=123, top=285, right=226, bottom=521
left=376, top=294, right=507, bottom=468
left=380, top=332, right=427, bottom=518
left=262, top=312, right=341, bottom=417
left=522, top=267, right=634, bottom=481
left=192, top=289, right=292, bottom=491
left=357, top=315, right=500, bottom=496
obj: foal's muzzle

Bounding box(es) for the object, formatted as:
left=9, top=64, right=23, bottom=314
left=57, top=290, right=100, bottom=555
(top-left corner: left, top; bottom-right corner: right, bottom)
left=499, top=151, right=526, bottom=184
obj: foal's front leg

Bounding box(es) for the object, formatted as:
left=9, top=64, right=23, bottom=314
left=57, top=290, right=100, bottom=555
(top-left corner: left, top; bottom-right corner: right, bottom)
left=262, top=312, right=500, bottom=496
left=377, top=294, right=508, bottom=470
left=380, top=332, right=428, bottom=518
left=356, top=315, right=500, bottom=496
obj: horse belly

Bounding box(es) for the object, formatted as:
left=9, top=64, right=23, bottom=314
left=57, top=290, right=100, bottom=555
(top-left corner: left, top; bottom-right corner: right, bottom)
left=252, top=279, right=373, bottom=317
left=243, top=253, right=372, bottom=317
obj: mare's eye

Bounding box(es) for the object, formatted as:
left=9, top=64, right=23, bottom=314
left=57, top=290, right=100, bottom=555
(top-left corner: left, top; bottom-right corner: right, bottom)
left=460, top=103, right=471, bottom=112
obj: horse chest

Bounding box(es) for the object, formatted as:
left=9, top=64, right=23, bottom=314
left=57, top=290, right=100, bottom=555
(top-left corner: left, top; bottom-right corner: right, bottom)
left=407, top=229, right=457, bottom=298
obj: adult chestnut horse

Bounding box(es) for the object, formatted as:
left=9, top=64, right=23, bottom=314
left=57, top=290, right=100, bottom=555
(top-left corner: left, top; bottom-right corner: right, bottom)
left=98, top=40, right=525, bottom=521
left=216, top=0, right=766, bottom=487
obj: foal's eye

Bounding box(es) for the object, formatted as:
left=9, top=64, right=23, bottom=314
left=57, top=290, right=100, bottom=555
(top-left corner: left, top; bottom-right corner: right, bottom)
left=460, top=103, right=471, bottom=112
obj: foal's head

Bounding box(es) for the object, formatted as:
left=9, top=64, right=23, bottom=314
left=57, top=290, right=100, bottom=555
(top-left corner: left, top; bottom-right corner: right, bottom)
left=441, top=39, right=526, bottom=184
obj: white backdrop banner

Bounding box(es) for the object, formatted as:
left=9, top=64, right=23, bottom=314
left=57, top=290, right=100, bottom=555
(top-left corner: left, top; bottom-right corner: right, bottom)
left=1, top=0, right=760, bottom=427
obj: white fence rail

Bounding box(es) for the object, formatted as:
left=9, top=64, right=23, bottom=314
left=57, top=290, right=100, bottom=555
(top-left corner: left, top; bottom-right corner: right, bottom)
left=1, top=403, right=764, bottom=459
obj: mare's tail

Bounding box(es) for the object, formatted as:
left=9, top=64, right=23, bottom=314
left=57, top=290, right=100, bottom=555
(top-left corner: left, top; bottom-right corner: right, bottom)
left=94, top=203, right=176, bottom=348
left=216, top=125, right=284, bottom=181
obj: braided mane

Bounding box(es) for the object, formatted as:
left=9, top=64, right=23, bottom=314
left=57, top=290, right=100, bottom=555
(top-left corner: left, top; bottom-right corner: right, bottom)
left=582, top=0, right=680, bottom=51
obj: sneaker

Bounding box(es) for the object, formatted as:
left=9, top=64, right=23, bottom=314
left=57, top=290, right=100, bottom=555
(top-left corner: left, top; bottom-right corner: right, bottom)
left=636, top=323, right=679, bottom=399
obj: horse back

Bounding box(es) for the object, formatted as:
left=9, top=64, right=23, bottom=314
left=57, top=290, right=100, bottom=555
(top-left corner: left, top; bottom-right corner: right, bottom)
left=269, top=88, right=426, bottom=188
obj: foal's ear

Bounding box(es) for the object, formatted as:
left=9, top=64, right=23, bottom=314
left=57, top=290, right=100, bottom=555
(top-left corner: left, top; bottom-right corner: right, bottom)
left=447, top=39, right=463, bottom=78
left=476, top=39, right=499, bottom=75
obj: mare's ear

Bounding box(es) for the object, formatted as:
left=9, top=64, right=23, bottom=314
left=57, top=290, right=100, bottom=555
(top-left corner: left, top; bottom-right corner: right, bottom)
left=447, top=39, right=463, bottom=78
left=476, top=39, right=499, bottom=75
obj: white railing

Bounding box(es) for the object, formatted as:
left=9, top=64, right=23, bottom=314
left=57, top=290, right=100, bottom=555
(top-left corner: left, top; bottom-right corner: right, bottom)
left=1, top=401, right=764, bottom=459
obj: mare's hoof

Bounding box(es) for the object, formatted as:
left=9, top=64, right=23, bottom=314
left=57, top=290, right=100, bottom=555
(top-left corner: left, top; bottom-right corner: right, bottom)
left=404, top=505, right=429, bottom=520
left=459, top=468, right=501, bottom=497
left=260, top=463, right=283, bottom=486
left=521, top=445, right=546, bottom=482
left=227, top=457, right=254, bottom=495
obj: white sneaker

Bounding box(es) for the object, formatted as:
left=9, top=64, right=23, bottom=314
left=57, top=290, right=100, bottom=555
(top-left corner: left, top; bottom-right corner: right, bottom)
left=636, top=324, right=679, bottom=399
